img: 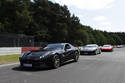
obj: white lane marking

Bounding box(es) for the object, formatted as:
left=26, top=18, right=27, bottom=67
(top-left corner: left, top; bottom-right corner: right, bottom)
left=0, top=63, right=19, bottom=68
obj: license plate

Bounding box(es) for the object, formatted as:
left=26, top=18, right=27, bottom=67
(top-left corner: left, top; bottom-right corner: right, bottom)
left=23, top=64, right=32, bottom=67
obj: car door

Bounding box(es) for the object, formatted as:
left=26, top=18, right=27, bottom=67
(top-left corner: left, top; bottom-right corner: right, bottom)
left=63, top=44, right=72, bottom=60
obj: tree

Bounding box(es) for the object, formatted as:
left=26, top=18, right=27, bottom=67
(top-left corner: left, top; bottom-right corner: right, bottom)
left=0, top=0, right=31, bottom=33
left=0, top=0, right=125, bottom=46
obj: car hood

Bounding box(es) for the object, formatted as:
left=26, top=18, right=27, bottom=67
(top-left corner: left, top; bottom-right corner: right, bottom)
left=23, top=51, right=49, bottom=59
left=83, top=47, right=97, bottom=51
left=23, top=49, right=63, bottom=60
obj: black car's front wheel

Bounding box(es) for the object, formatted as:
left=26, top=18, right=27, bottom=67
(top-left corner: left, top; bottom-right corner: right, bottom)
left=74, top=51, right=79, bottom=62
left=52, top=54, right=60, bottom=69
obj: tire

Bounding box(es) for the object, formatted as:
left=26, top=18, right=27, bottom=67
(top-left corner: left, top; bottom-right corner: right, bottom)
left=52, top=54, right=60, bottom=69
left=74, top=51, right=79, bottom=62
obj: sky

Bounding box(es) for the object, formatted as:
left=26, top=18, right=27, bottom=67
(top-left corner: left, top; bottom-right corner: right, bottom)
left=49, top=0, right=125, bottom=32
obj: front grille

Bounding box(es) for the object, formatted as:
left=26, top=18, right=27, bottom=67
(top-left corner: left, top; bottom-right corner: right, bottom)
left=22, top=59, right=41, bottom=64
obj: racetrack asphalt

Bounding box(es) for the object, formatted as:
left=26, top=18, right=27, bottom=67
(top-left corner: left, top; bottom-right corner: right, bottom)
left=0, top=48, right=125, bottom=83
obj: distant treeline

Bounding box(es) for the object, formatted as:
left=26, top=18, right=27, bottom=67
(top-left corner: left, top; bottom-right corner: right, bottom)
left=0, top=0, right=125, bottom=45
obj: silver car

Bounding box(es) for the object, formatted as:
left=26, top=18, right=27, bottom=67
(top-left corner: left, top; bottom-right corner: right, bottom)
left=80, top=44, right=101, bottom=55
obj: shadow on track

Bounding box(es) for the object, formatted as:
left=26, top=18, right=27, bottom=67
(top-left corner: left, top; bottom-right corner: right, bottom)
left=12, top=65, right=52, bottom=72
left=12, top=60, right=76, bottom=72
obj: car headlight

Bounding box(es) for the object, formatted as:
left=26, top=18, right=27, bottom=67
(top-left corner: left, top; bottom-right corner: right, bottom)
left=40, top=55, right=46, bottom=59
left=40, top=52, right=55, bottom=59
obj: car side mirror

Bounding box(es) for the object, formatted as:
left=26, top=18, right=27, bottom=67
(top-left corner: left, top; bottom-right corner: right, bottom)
left=65, top=45, right=71, bottom=51
left=65, top=48, right=71, bottom=51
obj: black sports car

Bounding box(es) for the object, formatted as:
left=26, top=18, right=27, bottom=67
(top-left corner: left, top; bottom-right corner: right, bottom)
left=19, top=43, right=80, bottom=69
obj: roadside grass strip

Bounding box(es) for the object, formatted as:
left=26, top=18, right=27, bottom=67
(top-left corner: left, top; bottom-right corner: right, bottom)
left=0, top=54, right=21, bottom=65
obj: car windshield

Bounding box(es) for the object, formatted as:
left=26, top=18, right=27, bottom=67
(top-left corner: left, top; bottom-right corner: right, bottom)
left=44, top=44, right=64, bottom=50
left=86, top=45, right=97, bottom=48
left=103, top=45, right=111, bottom=47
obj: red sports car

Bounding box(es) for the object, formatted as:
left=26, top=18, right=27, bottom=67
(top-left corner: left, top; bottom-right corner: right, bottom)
left=101, top=45, right=114, bottom=51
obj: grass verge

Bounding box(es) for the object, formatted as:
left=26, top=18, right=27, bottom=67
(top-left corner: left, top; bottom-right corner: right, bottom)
left=0, top=54, right=21, bottom=65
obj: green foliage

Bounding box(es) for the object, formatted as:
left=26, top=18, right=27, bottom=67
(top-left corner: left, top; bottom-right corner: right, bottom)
left=0, top=0, right=125, bottom=46
left=92, top=30, right=107, bottom=45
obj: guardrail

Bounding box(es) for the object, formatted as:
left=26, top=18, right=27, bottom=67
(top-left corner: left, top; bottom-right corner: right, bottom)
left=21, top=47, right=40, bottom=53
left=0, top=47, right=40, bottom=56
left=0, top=47, right=21, bottom=56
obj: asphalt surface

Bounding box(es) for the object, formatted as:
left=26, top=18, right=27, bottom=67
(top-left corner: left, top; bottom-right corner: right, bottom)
left=0, top=48, right=125, bottom=83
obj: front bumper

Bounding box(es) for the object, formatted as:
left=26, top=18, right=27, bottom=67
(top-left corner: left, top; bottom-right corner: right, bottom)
left=80, top=50, right=96, bottom=55
left=101, top=49, right=113, bottom=51
left=19, top=57, right=52, bottom=68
